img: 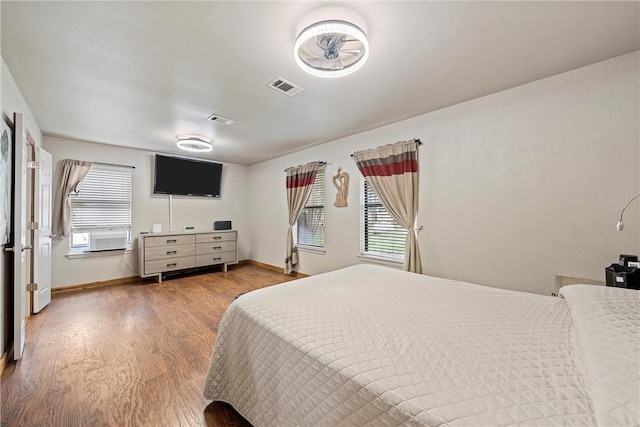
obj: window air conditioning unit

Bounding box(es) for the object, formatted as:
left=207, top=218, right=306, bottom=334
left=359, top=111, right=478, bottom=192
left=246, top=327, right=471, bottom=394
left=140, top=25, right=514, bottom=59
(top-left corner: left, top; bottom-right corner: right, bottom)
left=89, top=230, right=128, bottom=252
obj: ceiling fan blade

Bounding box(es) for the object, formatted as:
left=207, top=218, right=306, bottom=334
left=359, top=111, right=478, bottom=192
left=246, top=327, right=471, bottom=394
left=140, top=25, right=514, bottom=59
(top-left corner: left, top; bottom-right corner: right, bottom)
left=326, top=34, right=345, bottom=52
left=314, top=36, right=330, bottom=51
left=301, top=40, right=325, bottom=57
left=305, top=56, right=330, bottom=69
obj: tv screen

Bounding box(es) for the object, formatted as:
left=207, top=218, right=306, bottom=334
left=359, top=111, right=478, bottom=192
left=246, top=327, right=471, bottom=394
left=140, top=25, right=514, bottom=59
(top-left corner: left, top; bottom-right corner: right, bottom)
left=153, top=154, right=223, bottom=198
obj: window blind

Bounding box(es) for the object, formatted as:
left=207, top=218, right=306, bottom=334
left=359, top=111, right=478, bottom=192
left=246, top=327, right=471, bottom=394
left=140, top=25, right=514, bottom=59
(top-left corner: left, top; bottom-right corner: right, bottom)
left=297, top=167, right=324, bottom=248
left=69, top=164, right=132, bottom=230
left=361, top=180, right=407, bottom=258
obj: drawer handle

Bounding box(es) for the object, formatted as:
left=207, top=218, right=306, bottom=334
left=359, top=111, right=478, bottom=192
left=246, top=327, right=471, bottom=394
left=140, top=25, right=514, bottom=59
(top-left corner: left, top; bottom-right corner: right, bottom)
left=166, top=250, right=177, bottom=255
left=213, top=257, right=222, bottom=261
left=166, top=239, right=177, bottom=243
left=213, top=246, right=222, bottom=250
left=166, top=263, right=177, bottom=267
left=213, top=236, right=222, bottom=240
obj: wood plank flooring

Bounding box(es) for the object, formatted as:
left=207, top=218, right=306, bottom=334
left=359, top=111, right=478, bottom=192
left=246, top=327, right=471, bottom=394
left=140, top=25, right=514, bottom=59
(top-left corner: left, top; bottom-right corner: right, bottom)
left=1, top=264, right=298, bottom=426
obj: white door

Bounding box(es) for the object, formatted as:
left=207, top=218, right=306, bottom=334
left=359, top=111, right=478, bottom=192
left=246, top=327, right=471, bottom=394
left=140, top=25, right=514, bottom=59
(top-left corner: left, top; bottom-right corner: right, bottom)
left=33, top=147, right=52, bottom=313
left=12, top=113, right=28, bottom=360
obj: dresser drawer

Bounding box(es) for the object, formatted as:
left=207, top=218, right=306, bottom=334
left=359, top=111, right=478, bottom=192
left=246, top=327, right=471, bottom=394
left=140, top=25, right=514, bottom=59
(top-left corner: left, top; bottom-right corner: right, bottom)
left=196, top=241, right=236, bottom=255
left=145, top=256, right=196, bottom=274
left=145, top=244, right=196, bottom=261
left=195, top=251, right=237, bottom=267
left=144, top=234, right=195, bottom=248
left=196, top=232, right=236, bottom=244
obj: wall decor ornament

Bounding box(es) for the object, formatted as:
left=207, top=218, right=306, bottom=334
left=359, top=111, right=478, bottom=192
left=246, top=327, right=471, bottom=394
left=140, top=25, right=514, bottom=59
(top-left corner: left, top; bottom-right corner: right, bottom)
left=332, top=167, right=349, bottom=207
left=0, top=121, right=12, bottom=245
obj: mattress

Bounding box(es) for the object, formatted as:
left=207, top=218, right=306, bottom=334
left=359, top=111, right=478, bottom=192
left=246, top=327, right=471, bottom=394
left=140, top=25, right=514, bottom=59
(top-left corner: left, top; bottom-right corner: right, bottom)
left=203, top=264, right=639, bottom=426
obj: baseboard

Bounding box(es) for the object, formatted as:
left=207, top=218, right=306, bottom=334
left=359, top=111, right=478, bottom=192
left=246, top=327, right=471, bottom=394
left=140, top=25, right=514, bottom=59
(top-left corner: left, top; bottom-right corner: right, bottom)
left=1, top=342, right=13, bottom=374
left=52, top=276, right=142, bottom=294
left=0, top=350, right=7, bottom=374
left=243, top=260, right=309, bottom=278
left=52, top=262, right=307, bottom=294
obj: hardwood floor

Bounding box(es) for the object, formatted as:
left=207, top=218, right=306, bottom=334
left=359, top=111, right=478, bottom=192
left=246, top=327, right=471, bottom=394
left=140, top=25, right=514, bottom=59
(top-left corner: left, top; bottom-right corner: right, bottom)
left=1, top=264, right=298, bottom=426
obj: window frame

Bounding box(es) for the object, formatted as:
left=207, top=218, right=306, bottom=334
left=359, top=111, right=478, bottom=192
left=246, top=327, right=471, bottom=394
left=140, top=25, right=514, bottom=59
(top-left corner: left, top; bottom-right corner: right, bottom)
left=67, top=163, right=133, bottom=254
left=359, top=177, right=407, bottom=263
left=296, top=166, right=325, bottom=252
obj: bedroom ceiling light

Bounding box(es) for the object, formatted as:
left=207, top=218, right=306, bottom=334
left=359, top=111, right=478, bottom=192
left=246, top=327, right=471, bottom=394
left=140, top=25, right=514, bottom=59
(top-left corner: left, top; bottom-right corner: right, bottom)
left=294, top=20, right=369, bottom=78
left=177, top=135, right=213, bottom=153
left=616, top=192, right=640, bottom=231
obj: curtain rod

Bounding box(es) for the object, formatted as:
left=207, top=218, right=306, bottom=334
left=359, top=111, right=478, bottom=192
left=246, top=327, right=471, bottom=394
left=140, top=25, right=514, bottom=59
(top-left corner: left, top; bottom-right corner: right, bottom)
left=350, top=138, right=422, bottom=157
left=284, top=161, right=326, bottom=172
left=92, top=161, right=136, bottom=169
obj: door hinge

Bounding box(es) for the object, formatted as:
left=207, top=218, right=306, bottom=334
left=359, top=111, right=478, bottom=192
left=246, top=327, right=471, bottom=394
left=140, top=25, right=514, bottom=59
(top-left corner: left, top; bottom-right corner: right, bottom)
left=26, top=283, right=38, bottom=292
left=27, top=222, right=39, bottom=230
left=27, top=161, right=39, bottom=169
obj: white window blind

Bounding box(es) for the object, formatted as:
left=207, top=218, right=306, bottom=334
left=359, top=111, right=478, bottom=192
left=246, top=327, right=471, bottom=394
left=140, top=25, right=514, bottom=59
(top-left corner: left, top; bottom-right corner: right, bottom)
left=361, top=179, right=407, bottom=259
left=69, top=164, right=132, bottom=230
left=297, top=167, right=325, bottom=248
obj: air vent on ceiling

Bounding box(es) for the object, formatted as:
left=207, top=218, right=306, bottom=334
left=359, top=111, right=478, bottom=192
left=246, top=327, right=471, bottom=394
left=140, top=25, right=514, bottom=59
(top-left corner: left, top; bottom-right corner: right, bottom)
left=206, top=113, right=236, bottom=125
left=267, top=77, right=304, bottom=97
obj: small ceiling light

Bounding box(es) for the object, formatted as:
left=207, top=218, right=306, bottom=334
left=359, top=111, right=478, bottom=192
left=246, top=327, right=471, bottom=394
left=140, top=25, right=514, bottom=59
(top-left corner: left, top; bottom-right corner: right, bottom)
left=177, top=135, right=213, bottom=153
left=294, top=20, right=369, bottom=78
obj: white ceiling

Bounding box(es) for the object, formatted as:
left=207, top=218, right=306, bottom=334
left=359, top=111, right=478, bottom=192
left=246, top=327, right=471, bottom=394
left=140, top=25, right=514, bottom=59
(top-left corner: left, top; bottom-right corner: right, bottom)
left=1, top=1, right=638, bottom=165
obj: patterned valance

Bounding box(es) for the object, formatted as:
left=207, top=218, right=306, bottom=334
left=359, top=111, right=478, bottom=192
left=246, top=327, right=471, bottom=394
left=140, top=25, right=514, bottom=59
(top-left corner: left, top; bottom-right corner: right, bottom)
left=354, top=143, right=418, bottom=178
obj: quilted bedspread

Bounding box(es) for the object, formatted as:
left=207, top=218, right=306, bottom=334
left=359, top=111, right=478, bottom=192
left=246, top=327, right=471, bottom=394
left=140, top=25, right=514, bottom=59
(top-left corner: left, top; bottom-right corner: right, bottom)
left=560, top=285, right=639, bottom=427
left=203, top=264, right=639, bottom=426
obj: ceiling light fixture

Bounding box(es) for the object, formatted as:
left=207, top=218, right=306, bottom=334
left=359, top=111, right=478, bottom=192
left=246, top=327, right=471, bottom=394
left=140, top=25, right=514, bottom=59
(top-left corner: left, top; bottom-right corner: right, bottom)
left=294, top=20, right=369, bottom=78
left=177, top=135, right=213, bottom=153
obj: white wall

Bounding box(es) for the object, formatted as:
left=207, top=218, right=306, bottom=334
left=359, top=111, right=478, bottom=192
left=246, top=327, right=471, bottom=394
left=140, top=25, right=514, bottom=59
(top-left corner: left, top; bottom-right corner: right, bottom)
left=1, top=58, right=44, bottom=354
left=248, top=52, right=640, bottom=296
left=43, top=136, right=249, bottom=288
left=1, top=60, right=43, bottom=148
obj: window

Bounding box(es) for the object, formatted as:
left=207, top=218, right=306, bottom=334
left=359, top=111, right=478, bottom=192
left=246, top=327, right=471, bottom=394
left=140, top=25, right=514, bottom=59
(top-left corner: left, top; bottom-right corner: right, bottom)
left=68, top=164, right=132, bottom=252
left=297, top=167, right=324, bottom=249
left=361, top=179, right=407, bottom=259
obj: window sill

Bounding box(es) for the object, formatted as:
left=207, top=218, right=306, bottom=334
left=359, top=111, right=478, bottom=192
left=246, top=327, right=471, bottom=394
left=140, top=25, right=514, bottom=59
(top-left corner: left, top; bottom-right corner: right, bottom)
left=297, top=245, right=325, bottom=255
left=358, top=254, right=403, bottom=269
left=66, top=248, right=133, bottom=259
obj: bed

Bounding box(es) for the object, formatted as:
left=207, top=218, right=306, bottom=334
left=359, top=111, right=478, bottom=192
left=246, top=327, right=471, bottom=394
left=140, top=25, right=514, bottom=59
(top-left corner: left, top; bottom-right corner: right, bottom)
left=203, top=264, right=639, bottom=426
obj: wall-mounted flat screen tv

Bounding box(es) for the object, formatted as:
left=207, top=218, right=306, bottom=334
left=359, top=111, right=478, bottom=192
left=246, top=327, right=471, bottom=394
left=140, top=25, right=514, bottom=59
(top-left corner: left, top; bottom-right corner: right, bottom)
left=153, top=154, right=223, bottom=198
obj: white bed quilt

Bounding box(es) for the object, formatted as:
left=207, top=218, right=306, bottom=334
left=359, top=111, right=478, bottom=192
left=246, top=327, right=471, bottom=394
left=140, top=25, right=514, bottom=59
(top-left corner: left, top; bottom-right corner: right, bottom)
left=560, top=285, right=639, bottom=427
left=203, top=265, right=638, bottom=426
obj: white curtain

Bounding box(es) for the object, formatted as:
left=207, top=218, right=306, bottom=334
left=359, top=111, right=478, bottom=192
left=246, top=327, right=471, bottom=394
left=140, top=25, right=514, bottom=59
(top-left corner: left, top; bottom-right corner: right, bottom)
left=285, top=161, right=320, bottom=274
left=352, top=140, right=422, bottom=273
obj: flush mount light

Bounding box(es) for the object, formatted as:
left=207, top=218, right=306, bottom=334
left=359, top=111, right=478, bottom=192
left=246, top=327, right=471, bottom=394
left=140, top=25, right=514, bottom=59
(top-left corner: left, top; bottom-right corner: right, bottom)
left=176, top=135, right=213, bottom=153
left=294, top=20, right=369, bottom=78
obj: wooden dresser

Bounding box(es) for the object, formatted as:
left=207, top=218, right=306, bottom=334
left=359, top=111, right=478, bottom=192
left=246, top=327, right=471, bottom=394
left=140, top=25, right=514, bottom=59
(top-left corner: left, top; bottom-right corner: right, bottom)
left=138, top=230, right=237, bottom=282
